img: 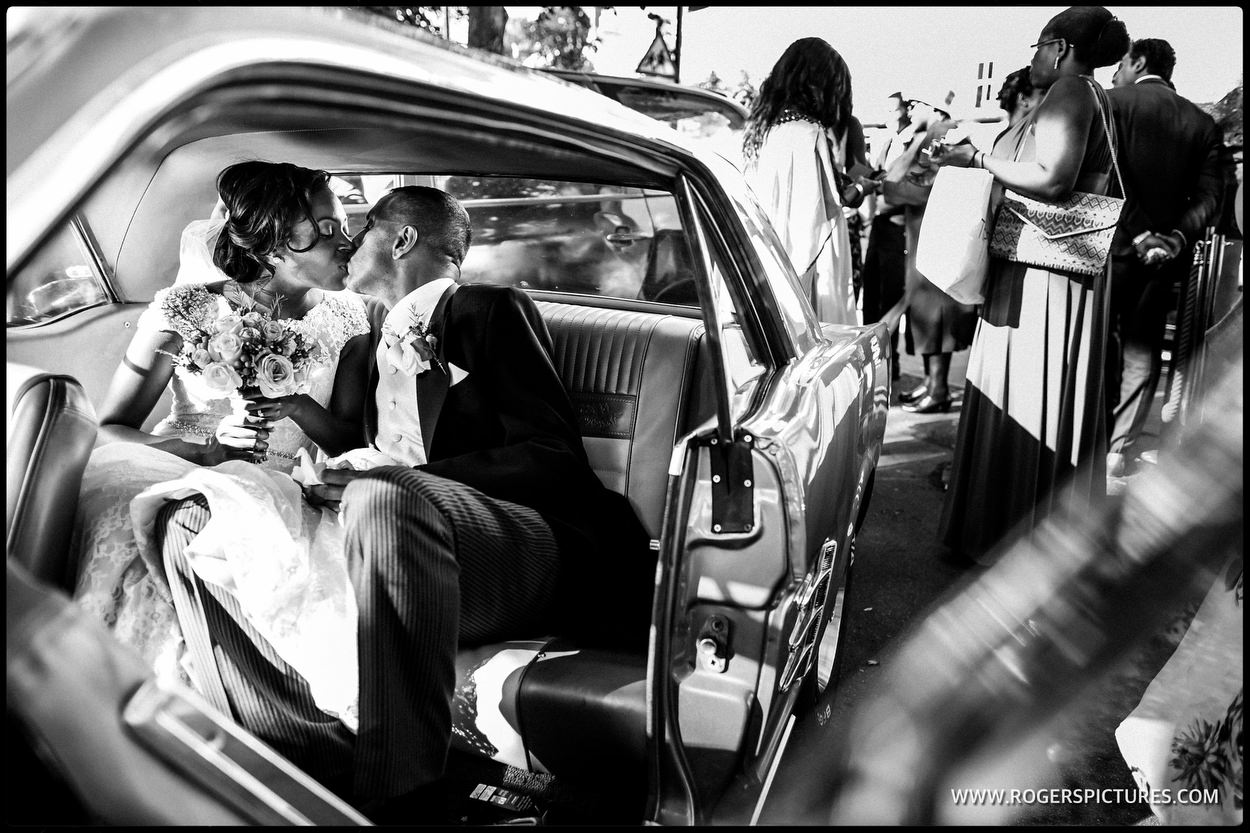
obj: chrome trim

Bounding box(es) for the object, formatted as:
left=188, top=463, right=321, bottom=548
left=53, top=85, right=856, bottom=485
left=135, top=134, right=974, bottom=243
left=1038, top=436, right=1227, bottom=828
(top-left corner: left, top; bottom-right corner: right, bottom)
left=749, top=714, right=796, bottom=826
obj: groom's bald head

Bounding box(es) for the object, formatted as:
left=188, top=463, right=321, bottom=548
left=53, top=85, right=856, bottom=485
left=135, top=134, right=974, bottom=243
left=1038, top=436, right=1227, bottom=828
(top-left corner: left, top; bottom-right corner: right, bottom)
left=372, top=186, right=472, bottom=267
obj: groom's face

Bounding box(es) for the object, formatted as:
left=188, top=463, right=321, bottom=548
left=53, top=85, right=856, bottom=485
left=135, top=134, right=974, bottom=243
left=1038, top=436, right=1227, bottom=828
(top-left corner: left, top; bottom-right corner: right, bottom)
left=345, top=204, right=402, bottom=304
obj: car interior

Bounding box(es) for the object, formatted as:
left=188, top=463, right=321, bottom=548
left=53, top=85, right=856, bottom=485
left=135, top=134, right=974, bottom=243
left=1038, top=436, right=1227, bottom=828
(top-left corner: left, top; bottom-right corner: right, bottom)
left=7, top=76, right=781, bottom=823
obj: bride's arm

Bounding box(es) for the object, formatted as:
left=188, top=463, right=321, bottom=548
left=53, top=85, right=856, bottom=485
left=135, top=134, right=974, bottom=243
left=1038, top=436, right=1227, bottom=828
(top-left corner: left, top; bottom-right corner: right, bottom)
left=256, top=331, right=371, bottom=456
left=96, top=324, right=228, bottom=464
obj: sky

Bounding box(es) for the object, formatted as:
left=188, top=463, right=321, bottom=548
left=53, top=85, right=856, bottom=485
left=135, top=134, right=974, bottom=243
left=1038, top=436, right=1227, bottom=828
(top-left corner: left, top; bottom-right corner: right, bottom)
left=557, top=5, right=1243, bottom=124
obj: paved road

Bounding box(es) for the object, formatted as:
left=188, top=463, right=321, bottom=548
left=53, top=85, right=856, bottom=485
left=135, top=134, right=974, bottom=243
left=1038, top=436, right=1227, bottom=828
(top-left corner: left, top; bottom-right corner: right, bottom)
left=759, top=345, right=1184, bottom=825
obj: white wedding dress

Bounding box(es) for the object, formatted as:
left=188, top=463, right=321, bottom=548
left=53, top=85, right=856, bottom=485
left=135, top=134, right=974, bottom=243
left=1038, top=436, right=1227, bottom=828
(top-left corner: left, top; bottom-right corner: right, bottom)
left=72, top=262, right=371, bottom=729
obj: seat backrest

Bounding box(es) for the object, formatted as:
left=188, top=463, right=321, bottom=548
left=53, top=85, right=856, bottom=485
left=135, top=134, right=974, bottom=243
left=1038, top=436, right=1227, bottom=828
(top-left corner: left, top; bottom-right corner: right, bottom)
left=537, top=302, right=706, bottom=541
left=7, top=364, right=98, bottom=590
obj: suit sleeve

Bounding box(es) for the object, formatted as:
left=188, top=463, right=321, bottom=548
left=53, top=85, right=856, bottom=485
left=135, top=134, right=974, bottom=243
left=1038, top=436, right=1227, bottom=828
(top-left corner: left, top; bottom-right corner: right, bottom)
left=1178, top=118, right=1225, bottom=245
left=416, top=289, right=591, bottom=508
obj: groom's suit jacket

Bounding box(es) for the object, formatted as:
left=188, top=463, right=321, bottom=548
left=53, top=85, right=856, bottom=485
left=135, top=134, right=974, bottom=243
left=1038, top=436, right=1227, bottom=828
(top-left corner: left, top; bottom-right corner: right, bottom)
left=1107, top=77, right=1223, bottom=257
left=364, top=283, right=652, bottom=645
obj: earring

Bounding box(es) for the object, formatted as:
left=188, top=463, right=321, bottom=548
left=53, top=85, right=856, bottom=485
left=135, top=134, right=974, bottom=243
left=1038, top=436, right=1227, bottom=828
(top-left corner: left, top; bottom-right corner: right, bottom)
left=1053, top=53, right=1060, bottom=70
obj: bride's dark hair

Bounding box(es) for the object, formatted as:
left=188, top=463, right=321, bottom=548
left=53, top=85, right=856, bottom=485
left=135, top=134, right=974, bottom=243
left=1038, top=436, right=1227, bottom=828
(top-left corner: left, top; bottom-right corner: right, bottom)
left=213, top=161, right=332, bottom=283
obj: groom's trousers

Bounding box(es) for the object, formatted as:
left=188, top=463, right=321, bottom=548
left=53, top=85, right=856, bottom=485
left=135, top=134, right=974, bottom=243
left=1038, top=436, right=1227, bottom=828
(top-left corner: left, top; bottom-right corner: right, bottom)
left=158, top=465, right=560, bottom=805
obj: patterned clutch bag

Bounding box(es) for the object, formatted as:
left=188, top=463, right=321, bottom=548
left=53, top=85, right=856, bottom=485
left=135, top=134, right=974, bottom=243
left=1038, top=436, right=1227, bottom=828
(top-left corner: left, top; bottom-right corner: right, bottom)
left=989, top=188, right=1125, bottom=277
left=988, top=76, right=1126, bottom=277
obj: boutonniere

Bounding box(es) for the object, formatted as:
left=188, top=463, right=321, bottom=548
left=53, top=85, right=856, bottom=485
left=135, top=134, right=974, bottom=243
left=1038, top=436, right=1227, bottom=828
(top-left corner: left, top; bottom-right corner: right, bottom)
left=383, top=317, right=443, bottom=377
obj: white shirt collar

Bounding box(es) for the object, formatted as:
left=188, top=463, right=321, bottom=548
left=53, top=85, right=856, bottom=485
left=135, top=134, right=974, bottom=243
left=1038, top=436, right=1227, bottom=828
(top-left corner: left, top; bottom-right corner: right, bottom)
left=383, top=277, right=456, bottom=334
left=1134, top=74, right=1166, bottom=85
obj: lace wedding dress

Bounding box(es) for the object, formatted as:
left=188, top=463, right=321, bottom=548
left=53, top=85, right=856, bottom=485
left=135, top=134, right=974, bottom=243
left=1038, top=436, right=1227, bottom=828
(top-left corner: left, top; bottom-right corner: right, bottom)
left=72, top=283, right=370, bottom=728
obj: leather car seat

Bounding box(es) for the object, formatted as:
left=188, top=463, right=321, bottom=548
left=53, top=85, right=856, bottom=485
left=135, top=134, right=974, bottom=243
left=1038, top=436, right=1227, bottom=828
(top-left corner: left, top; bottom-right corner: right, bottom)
left=449, top=304, right=707, bottom=784
left=6, top=363, right=98, bottom=591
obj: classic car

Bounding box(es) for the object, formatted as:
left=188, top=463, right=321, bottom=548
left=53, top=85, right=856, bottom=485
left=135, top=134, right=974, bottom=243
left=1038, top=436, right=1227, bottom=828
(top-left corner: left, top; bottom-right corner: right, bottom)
left=541, top=68, right=749, bottom=165
left=7, top=6, right=888, bottom=825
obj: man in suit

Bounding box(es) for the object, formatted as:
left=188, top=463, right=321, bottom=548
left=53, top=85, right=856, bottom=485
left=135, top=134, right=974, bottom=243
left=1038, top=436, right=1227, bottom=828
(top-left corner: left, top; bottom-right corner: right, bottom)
left=1105, top=38, right=1223, bottom=476
left=158, top=187, right=652, bottom=817
left=326, top=185, right=650, bottom=803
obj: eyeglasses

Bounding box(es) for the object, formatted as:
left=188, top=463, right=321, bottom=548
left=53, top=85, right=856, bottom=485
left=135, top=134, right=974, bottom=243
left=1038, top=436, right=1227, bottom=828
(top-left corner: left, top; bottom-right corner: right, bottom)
left=1030, top=36, right=1064, bottom=50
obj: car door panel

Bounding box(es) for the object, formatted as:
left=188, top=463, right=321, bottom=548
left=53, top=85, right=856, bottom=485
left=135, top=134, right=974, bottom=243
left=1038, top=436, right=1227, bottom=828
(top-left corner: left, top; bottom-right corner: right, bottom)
left=8, top=303, right=173, bottom=433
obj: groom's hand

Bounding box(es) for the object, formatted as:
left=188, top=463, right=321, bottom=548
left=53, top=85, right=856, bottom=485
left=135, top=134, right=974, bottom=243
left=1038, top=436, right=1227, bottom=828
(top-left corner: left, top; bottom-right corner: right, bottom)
left=303, top=467, right=367, bottom=512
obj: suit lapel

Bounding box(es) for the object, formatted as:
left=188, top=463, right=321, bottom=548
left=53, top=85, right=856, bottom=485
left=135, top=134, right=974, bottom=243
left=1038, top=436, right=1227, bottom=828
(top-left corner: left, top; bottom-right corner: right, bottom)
left=365, top=355, right=380, bottom=446
left=414, top=283, right=459, bottom=460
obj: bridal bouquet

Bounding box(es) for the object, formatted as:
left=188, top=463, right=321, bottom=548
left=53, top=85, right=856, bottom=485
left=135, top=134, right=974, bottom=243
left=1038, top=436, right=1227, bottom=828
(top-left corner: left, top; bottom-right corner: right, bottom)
left=157, top=288, right=327, bottom=399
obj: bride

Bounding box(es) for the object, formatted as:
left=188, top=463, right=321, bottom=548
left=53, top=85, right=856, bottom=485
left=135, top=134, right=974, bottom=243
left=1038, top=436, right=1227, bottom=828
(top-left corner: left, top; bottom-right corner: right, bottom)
left=72, top=161, right=385, bottom=726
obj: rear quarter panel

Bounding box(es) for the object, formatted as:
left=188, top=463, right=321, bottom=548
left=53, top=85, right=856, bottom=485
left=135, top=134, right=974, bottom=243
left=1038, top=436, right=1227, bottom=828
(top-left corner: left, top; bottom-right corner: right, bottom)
left=746, top=320, right=889, bottom=569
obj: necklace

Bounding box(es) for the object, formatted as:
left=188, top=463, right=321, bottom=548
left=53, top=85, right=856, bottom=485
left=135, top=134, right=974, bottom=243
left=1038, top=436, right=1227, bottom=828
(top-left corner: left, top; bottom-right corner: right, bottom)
left=776, top=109, right=821, bottom=127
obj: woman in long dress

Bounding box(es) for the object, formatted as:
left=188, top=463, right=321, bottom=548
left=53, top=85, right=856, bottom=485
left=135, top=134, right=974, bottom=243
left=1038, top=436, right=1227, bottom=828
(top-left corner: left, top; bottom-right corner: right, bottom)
left=742, top=37, right=869, bottom=326
left=933, top=6, right=1131, bottom=565
left=72, top=161, right=385, bottom=716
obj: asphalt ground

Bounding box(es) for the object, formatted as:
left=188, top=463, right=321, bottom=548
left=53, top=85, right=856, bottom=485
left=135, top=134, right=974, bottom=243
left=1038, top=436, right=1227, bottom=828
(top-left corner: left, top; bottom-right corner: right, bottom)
left=760, top=340, right=1194, bottom=825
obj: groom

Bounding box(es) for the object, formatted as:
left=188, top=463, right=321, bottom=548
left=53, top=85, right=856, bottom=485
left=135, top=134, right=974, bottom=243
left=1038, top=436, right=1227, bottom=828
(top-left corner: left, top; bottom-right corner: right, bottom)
left=160, top=186, right=652, bottom=814
left=324, top=185, right=651, bottom=807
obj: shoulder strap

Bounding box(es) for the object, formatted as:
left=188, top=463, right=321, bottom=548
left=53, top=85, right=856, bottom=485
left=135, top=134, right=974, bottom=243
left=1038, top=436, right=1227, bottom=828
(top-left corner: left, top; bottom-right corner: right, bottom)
left=1084, top=76, right=1126, bottom=199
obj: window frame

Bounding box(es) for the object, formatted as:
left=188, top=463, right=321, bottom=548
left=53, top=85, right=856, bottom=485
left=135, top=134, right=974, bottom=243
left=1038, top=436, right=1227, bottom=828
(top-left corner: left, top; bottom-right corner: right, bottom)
left=6, top=214, right=118, bottom=329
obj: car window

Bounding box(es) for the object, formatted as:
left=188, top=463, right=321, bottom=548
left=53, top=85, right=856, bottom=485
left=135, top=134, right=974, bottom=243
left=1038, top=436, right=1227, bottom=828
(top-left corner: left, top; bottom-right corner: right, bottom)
left=342, top=174, right=699, bottom=306
left=7, top=220, right=110, bottom=326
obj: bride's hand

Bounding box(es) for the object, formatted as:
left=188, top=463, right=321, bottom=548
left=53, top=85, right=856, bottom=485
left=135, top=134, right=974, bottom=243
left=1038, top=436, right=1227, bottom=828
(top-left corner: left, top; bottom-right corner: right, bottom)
left=213, top=411, right=270, bottom=464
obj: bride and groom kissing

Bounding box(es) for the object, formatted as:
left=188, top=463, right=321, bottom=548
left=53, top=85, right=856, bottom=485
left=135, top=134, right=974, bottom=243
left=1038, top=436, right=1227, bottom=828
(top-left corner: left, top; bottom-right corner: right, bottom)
left=72, top=160, right=652, bottom=816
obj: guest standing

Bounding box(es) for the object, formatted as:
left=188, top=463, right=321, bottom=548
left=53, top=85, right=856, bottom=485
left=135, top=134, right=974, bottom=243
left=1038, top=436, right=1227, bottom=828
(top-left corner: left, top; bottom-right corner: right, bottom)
left=743, top=37, right=867, bottom=326
left=997, top=66, right=1046, bottom=133
left=934, top=6, right=1131, bottom=565
left=880, top=89, right=978, bottom=413
left=861, top=91, right=915, bottom=381
left=1103, top=39, right=1223, bottom=476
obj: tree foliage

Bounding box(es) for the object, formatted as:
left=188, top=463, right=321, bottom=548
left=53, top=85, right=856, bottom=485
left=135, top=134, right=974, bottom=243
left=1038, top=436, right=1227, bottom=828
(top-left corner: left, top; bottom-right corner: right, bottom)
left=698, top=70, right=757, bottom=109
left=355, top=5, right=608, bottom=69
left=731, top=71, right=758, bottom=110
left=355, top=6, right=463, bottom=37
left=512, top=6, right=601, bottom=71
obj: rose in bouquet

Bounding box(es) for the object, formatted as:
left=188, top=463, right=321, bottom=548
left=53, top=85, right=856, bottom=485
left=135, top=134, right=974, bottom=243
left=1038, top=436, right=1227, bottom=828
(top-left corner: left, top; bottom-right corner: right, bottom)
left=158, top=293, right=328, bottom=400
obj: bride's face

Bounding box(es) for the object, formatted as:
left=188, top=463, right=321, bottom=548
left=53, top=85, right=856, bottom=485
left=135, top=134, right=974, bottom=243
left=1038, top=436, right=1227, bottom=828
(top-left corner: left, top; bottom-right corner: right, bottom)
left=272, top=187, right=353, bottom=291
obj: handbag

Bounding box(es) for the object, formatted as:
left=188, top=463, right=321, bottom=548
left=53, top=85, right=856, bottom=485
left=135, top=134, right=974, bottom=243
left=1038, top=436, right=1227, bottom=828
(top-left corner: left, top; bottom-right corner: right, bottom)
left=989, top=78, right=1126, bottom=277
left=916, top=166, right=995, bottom=304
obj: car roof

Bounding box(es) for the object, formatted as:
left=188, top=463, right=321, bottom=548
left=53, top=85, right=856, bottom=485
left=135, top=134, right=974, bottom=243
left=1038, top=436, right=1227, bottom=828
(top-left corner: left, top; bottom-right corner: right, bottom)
left=542, top=69, right=749, bottom=129
left=8, top=6, right=744, bottom=274
left=7, top=7, right=716, bottom=179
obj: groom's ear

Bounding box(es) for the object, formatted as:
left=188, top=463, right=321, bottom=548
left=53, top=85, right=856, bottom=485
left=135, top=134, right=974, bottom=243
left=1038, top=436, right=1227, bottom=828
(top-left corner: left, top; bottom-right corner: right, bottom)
left=392, top=225, right=419, bottom=260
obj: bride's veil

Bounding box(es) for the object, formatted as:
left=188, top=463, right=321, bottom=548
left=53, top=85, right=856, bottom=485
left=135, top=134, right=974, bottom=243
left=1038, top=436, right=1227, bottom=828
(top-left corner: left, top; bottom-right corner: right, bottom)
left=174, top=217, right=229, bottom=286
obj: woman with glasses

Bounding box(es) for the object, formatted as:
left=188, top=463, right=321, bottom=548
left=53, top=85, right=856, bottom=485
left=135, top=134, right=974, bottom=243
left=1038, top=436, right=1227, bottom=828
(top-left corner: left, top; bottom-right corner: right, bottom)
left=931, top=6, right=1130, bottom=566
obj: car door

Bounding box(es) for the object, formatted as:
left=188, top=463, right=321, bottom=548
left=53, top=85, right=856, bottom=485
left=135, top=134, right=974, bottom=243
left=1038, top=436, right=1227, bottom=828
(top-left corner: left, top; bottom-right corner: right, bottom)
left=647, top=166, right=887, bottom=826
